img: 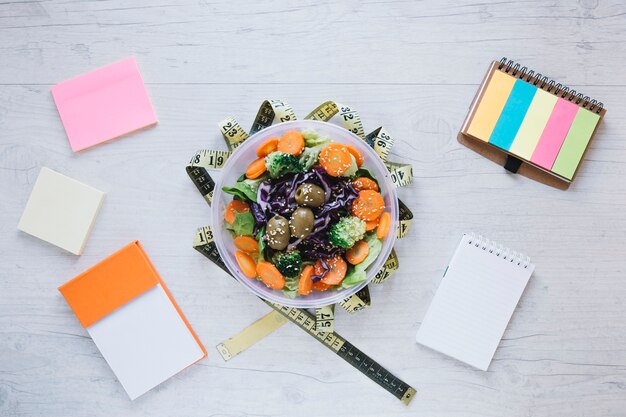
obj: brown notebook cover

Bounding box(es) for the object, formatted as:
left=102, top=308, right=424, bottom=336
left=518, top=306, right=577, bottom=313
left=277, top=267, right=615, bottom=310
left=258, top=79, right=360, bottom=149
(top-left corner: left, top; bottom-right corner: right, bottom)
left=459, top=58, right=606, bottom=190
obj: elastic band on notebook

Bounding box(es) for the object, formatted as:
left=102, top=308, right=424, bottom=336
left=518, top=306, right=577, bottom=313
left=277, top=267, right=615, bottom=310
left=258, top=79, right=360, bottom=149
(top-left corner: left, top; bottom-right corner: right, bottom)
left=504, top=155, right=522, bottom=173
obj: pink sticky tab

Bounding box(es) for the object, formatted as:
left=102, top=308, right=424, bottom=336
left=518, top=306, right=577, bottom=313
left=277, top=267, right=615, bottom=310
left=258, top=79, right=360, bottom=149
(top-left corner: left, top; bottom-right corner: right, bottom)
left=51, top=57, right=158, bottom=152
left=530, top=98, right=579, bottom=170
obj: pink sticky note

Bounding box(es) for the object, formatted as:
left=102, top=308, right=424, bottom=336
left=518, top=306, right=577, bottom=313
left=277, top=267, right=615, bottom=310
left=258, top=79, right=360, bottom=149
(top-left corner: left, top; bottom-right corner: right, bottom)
left=51, top=57, right=158, bottom=152
left=530, top=98, right=578, bottom=170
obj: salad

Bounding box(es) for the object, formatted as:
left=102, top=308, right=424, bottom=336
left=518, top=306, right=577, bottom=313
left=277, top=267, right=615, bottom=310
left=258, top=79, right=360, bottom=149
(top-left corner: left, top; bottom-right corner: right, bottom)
left=222, top=128, right=391, bottom=298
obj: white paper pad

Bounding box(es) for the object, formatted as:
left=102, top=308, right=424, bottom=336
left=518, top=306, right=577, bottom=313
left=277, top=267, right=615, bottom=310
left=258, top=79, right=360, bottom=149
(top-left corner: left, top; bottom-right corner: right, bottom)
left=87, top=284, right=205, bottom=400
left=416, top=234, right=535, bottom=370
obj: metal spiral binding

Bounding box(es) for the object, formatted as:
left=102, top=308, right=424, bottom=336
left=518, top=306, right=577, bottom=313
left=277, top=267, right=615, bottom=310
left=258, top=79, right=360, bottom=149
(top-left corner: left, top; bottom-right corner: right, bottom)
left=466, top=233, right=531, bottom=269
left=498, top=57, right=603, bottom=114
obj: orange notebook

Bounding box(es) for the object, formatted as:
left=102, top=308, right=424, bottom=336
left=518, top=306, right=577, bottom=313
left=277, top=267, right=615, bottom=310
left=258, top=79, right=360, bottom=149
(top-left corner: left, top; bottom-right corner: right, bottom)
left=59, top=241, right=206, bottom=399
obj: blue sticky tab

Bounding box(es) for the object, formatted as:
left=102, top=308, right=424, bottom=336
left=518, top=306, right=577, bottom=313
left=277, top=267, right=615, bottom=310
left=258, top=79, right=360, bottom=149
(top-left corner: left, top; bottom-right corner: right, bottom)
left=488, top=80, right=537, bottom=150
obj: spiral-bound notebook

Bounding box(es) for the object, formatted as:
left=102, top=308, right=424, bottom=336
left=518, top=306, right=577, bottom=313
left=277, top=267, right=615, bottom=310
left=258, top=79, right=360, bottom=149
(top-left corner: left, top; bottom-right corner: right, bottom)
left=416, top=234, right=535, bottom=371
left=459, top=58, right=606, bottom=189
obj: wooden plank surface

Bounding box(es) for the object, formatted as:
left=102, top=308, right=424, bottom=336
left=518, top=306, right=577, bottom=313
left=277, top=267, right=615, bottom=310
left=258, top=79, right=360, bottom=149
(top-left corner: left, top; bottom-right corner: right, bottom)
left=1, top=1, right=625, bottom=416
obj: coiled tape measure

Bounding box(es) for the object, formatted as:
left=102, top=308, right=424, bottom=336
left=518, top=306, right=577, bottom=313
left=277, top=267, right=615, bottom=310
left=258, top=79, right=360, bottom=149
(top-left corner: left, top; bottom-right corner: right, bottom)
left=187, top=100, right=416, bottom=405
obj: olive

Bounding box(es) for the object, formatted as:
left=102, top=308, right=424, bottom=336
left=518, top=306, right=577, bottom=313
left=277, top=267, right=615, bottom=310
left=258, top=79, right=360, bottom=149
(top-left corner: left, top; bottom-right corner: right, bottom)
left=289, top=207, right=315, bottom=239
left=295, top=183, right=325, bottom=207
left=266, top=215, right=290, bottom=250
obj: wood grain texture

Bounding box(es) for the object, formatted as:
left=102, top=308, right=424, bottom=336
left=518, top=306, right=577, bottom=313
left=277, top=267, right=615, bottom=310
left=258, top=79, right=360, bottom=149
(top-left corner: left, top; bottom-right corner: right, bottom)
left=1, top=0, right=625, bottom=416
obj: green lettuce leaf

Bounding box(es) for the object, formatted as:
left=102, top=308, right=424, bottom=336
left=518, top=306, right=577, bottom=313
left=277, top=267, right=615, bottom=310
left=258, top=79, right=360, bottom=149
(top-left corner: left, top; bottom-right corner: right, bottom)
left=354, top=167, right=380, bottom=188
left=341, top=268, right=367, bottom=288
left=341, top=232, right=383, bottom=288
left=283, top=277, right=300, bottom=298
left=230, top=212, right=255, bottom=236
left=256, top=227, right=266, bottom=261
left=222, top=181, right=257, bottom=202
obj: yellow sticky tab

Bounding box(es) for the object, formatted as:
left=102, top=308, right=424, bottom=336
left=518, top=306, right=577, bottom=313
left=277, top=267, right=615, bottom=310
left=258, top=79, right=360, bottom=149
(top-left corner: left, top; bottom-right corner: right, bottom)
left=509, top=89, right=558, bottom=159
left=467, top=70, right=516, bottom=141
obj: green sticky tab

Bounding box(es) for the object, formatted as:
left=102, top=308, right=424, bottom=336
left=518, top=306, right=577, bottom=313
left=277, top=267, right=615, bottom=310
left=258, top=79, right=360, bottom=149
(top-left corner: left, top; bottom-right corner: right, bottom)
left=552, top=108, right=600, bottom=180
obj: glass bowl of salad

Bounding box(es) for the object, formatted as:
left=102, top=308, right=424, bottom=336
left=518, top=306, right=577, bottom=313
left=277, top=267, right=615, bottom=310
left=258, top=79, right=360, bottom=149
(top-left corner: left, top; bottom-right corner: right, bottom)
left=212, top=120, right=398, bottom=308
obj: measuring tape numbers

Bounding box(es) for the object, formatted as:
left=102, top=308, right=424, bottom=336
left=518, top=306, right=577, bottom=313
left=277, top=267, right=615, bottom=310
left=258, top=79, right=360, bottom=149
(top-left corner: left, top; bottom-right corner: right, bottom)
left=250, top=99, right=297, bottom=134
left=339, top=286, right=372, bottom=314
left=397, top=199, right=413, bottom=239
left=305, top=101, right=366, bottom=140
left=314, top=304, right=335, bottom=333
left=219, top=99, right=297, bottom=151
left=372, top=249, right=400, bottom=285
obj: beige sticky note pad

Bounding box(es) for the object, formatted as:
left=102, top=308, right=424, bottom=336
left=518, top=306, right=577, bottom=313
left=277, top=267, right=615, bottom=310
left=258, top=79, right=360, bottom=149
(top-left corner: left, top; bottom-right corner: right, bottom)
left=18, top=167, right=105, bottom=255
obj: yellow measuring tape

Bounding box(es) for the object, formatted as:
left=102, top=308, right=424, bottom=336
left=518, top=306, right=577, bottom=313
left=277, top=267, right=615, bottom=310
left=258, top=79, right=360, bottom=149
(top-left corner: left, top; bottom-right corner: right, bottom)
left=314, top=304, right=335, bottom=333
left=216, top=310, right=288, bottom=361
left=305, top=101, right=365, bottom=139
left=219, top=99, right=296, bottom=150
left=188, top=100, right=416, bottom=405
left=373, top=249, right=400, bottom=284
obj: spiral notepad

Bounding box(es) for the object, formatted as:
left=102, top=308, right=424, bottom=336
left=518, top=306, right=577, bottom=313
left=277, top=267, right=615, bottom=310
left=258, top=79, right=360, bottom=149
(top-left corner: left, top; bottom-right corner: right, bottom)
left=416, top=234, right=535, bottom=371
left=459, top=58, right=606, bottom=189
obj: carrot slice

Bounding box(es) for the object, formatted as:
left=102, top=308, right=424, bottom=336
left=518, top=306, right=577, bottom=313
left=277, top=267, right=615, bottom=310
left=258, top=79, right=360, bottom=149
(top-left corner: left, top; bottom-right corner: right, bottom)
left=376, top=212, right=391, bottom=239
left=297, top=265, right=314, bottom=295
left=346, top=240, right=369, bottom=265
left=352, top=177, right=379, bottom=192
left=277, top=130, right=305, bottom=156
left=256, top=261, right=285, bottom=289
left=320, top=255, right=348, bottom=286
left=319, top=144, right=352, bottom=177
left=312, top=281, right=330, bottom=291
left=245, top=158, right=267, bottom=179
left=351, top=190, right=385, bottom=221
left=344, top=145, right=364, bottom=167
left=235, top=250, right=257, bottom=278
left=224, top=200, right=250, bottom=224
left=365, top=219, right=378, bottom=231
left=256, top=137, right=279, bottom=157
left=234, top=236, right=259, bottom=253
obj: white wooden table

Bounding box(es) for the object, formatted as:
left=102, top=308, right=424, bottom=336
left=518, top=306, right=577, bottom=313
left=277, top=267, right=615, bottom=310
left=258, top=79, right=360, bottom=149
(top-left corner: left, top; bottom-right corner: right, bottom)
left=1, top=1, right=625, bottom=416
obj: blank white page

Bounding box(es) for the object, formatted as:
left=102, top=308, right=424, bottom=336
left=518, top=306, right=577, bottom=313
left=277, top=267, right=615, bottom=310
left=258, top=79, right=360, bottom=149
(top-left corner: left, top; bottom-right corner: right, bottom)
left=416, top=234, right=535, bottom=370
left=87, top=284, right=205, bottom=399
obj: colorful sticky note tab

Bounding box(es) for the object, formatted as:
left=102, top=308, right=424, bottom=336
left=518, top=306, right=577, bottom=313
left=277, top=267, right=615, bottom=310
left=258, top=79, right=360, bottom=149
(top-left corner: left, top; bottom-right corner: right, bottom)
left=488, top=80, right=537, bottom=150
left=531, top=98, right=579, bottom=170
left=467, top=70, right=516, bottom=141
left=51, top=57, right=158, bottom=152
left=552, top=109, right=600, bottom=180
left=508, top=89, right=558, bottom=159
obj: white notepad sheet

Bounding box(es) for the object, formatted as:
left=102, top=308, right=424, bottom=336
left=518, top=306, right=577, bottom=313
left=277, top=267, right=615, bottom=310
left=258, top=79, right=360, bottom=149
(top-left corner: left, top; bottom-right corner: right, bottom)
left=416, top=234, right=535, bottom=370
left=87, top=284, right=205, bottom=400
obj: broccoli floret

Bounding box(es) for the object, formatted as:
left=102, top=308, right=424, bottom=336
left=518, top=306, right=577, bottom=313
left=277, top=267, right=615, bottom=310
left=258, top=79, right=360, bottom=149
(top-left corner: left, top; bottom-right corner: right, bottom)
left=265, top=151, right=302, bottom=178
left=328, top=216, right=366, bottom=249
left=298, top=144, right=325, bottom=171
left=302, top=129, right=331, bottom=147
left=274, top=250, right=303, bottom=278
